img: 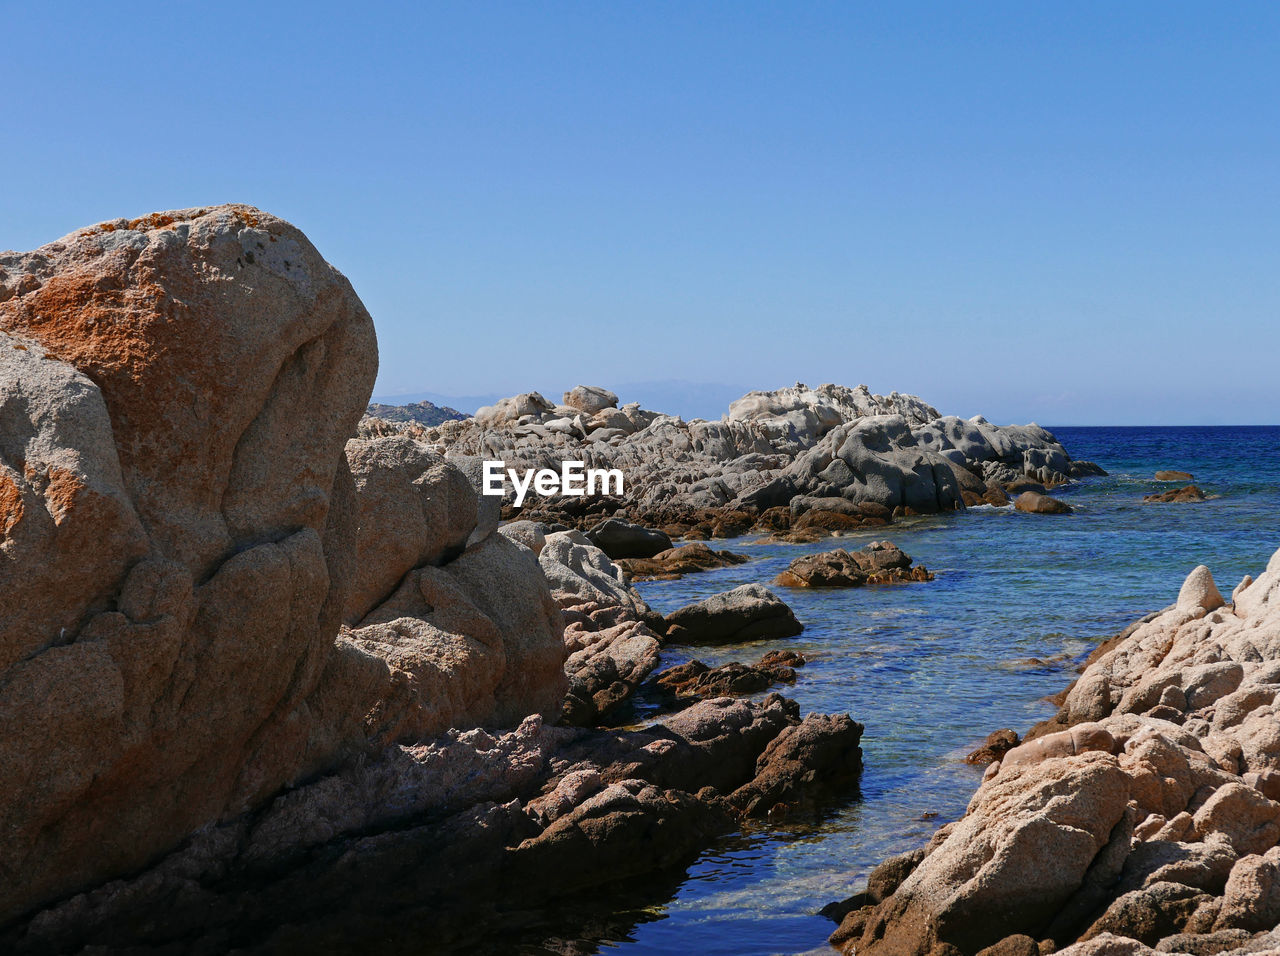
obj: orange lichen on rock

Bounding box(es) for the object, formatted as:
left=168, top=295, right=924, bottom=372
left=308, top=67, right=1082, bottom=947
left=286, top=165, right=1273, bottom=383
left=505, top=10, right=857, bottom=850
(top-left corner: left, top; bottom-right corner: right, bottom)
left=43, top=468, right=84, bottom=525
left=0, top=472, right=24, bottom=536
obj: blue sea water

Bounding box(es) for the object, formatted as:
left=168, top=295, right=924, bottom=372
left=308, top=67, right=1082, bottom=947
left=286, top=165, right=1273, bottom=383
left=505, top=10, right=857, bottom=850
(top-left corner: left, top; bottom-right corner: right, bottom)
left=568, top=426, right=1280, bottom=956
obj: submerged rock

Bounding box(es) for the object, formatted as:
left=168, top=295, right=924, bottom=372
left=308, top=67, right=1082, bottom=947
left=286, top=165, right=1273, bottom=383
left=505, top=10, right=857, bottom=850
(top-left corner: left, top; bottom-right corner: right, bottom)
left=615, top=542, right=750, bottom=581
left=1155, top=470, right=1195, bottom=481
left=654, top=650, right=807, bottom=701
left=1144, top=485, right=1207, bottom=504
left=774, top=541, right=932, bottom=588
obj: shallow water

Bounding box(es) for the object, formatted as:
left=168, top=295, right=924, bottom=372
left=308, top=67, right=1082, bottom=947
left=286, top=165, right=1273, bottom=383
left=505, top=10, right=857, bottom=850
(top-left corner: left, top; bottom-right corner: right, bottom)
left=575, top=426, right=1280, bottom=956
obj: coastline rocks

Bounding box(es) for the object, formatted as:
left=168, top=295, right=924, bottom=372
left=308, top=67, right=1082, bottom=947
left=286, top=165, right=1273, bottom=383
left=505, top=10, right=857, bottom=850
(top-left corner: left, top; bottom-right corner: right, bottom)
left=775, top=541, right=932, bottom=588
left=1144, top=486, right=1207, bottom=504
left=0, top=206, right=570, bottom=929
left=839, top=548, right=1280, bottom=955
left=9, top=695, right=864, bottom=954
left=0, top=205, right=386, bottom=921
left=332, top=530, right=567, bottom=743
left=1176, top=565, right=1225, bottom=614
left=844, top=751, right=1132, bottom=955
left=343, top=435, right=477, bottom=622
left=473, top=391, right=555, bottom=427
left=421, top=380, right=1101, bottom=534
left=615, top=542, right=750, bottom=581
left=664, top=584, right=804, bottom=645
left=966, top=728, right=1021, bottom=766
left=1015, top=490, right=1074, bottom=514
left=654, top=650, right=807, bottom=701
left=561, top=618, right=662, bottom=726
left=585, top=517, right=673, bottom=559
left=1155, top=471, right=1195, bottom=482
left=563, top=385, right=619, bottom=415
left=537, top=531, right=662, bottom=725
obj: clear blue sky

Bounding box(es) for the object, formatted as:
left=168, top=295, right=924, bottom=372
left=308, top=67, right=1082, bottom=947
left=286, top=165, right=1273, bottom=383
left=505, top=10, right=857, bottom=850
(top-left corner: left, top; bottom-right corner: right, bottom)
left=4, top=2, right=1278, bottom=423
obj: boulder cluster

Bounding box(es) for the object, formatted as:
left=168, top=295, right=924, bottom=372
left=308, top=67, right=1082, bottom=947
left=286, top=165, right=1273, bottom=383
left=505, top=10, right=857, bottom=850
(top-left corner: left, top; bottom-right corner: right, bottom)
left=372, top=378, right=1104, bottom=539
left=0, top=207, right=865, bottom=950
left=831, top=551, right=1280, bottom=956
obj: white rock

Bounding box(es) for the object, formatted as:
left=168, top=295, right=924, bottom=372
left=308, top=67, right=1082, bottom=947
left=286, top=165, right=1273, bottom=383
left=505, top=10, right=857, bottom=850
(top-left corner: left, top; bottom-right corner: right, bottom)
left=1177, top=564, right=1225, bottom=613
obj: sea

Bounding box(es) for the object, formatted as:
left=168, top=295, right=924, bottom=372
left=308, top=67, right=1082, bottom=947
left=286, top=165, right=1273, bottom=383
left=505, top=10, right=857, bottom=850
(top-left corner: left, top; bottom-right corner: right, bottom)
left=509, top=426, right=1280, bottom=955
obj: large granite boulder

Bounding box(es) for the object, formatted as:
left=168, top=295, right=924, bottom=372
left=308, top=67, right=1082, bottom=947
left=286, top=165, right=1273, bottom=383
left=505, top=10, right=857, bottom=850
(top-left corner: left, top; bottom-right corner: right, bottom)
left=0, top=206, right=566, bottom=926
left=849, top=752, right=1132, bottom=954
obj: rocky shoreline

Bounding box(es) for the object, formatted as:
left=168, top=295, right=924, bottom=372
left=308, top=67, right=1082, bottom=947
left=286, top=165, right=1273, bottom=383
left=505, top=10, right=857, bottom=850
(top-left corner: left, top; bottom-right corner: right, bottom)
left=0, top=205, right=1159, bottom=954
left=830, top=553, right=1280, bottom=956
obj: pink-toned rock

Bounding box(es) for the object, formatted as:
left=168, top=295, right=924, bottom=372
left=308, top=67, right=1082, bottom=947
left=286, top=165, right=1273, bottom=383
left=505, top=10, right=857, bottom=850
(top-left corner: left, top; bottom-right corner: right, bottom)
left=0, top=205, right=378, bottom=922
left=1191, top=783, right=1280, bottom=856
left=343, top=435, right=477, bottom=622
left=849, top=751, right=1131, bottom=955
left=1214, top=846, right=1280, bottom=931
left=1000, top=724, right=1117, bottom=772
left=0, top=206, right=567, bottom=927
left=1176, top=565, right=1225, bottom=613
left=1014, top=490, right=1073, bottom=514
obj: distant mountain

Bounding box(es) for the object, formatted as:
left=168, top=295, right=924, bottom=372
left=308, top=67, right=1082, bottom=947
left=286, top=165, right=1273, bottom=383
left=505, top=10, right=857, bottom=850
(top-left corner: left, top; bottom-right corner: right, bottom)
left=368, top=390, right=505, bottom=415
left=365, top=399, right=467, bottom=426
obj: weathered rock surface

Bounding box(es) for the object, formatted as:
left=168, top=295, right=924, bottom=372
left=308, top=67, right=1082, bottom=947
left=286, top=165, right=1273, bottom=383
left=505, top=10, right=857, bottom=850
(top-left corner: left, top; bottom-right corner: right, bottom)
left=654, top=650, right=807, bottom=701
left=1144, top=485, right=1207, bottom=504
left=1015, top=490, right=1074, bottom=514
left=615, top=542, right=750, bottom=581
left=420, top=380, right=1102, bottom=534
left=7, top=695, right=863, bottom=954
left=342, top=434, right=477, bottom=621
left=833, top=548, right=1280, bottom=955
left=585, top=517, right=673, bottom=559
left=1155, top=471, right=1195, bottom=482
left=664, top=584, right=805, bottom=645
left=775, top=541, right=933, bottom=588
left=0, top=206, right=565, bottom=929
left=966, top=728, right=1021, bottom=766
left=537, top=530, right=663, bottom=725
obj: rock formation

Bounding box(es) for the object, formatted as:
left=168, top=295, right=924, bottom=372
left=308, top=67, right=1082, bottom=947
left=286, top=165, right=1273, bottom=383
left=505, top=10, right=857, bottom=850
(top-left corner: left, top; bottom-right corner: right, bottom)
left=615, top=541, right=751, bottom=581
left=775, top=541, right=933, bottom=588
left=654, top=650, right=807, bottom=702
left=832, top=548, right=1280, bottom=955
left=8, top=694, right=864, bottom=954
left=364, top=398, right=467, bottom=427
left=0, top=206, right=566, bottom=928
left=1143, top=485, right=1207, bottom=504
left=400, top=381, right=1104, bottom=535
left=663, top=584, right=805, bottom=645
left=534, top=528, right=666, bottom=725
left=1015, top=490, right=1074, bottom=514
